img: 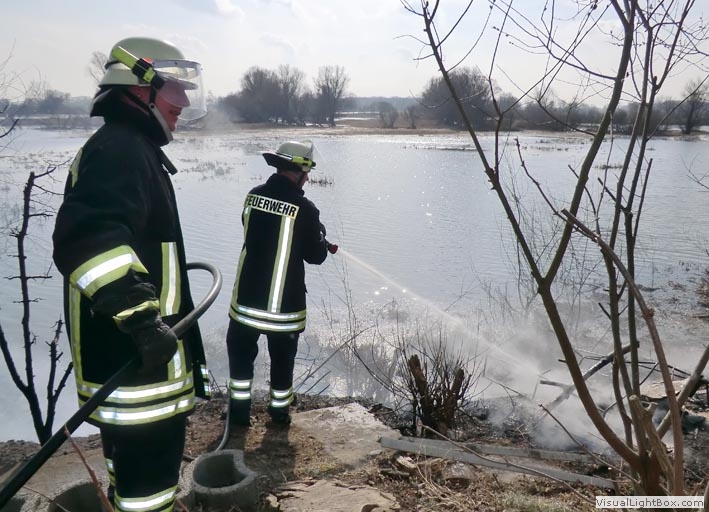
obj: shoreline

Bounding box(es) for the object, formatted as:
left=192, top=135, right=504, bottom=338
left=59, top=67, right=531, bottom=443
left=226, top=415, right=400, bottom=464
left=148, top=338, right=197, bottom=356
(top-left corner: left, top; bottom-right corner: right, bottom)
left=192, top=121, right=709, bottom=139
left=14, top=118, right=709, bottom=140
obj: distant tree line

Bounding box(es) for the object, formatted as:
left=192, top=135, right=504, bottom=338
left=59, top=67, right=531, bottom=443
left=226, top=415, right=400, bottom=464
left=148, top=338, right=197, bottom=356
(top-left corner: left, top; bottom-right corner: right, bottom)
left=2, top=60, right=708, bottom=134
left=2, top=90, right=89, bottom=117
left=0, top=86, right=92, bottom=129
left=217, top=64, right=349, bottom=127
left=417, top=67, right=709, bottom=135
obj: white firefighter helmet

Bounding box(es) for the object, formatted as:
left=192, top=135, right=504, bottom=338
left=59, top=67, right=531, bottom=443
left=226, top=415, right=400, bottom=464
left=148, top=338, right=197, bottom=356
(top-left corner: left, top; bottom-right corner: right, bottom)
left=100, top=37, right=206, bottom=121
left=263, top=141, right=317, bottom=173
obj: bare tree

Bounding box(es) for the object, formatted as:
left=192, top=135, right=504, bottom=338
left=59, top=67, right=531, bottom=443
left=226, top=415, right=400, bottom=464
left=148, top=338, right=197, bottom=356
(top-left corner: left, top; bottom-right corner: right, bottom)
left=421, top=67, right=493, bottom=129
left=377, top=101, right=399, bottom=128
left=314, top=65, right=349, bottom=127
left=404, top=0, right=709, bottom=499
left=275, top=64, right=306, bottom=124
left=237, top=66, right=280, bottom=122
left=678, top=78, right=709, bottom=134
left=86, top=51, right=107, bottom=86
left=293, top=90, right=315, bottom=126
left=219, top=66, right=315, bottom=125
left=0, top=167, right=73, bottom=444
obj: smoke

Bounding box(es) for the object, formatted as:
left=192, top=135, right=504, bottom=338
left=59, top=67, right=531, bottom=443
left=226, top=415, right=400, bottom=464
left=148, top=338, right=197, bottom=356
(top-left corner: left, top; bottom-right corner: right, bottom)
left=179, top=106, right=234, bottom=134
left=466, top=312, right=627, bottom=454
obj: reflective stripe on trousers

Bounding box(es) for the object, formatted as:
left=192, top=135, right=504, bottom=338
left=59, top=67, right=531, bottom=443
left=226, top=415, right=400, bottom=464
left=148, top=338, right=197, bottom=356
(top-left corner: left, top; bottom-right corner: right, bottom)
left=230, top=378, right=252, bottom=401
left=101, top=416, right=186, bottom=512
left=270, top=386, right=294, bottom=409
left=115, top=485, right=177, bottom=511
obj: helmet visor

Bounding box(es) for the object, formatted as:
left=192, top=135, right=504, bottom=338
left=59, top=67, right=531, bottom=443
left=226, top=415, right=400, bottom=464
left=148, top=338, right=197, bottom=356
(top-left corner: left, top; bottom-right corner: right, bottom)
left=153, top=60, right=207, bottom=121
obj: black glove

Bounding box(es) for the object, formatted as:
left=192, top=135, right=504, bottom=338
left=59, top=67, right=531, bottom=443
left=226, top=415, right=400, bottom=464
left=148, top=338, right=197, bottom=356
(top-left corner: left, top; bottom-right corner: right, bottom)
left=89, top=276, right=177, bottom=373
left=128, top=314, right=178, bottom=375
left=319, top=222, right=327, bottom=237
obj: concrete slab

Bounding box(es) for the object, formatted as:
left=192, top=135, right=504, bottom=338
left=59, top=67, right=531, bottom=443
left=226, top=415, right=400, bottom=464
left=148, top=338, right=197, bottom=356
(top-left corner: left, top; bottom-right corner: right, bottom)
left=272, top=479, right=398, bottom=512
left=0, top=444, right=107, bottom=501
left=293, top=402, right=400, bottom=467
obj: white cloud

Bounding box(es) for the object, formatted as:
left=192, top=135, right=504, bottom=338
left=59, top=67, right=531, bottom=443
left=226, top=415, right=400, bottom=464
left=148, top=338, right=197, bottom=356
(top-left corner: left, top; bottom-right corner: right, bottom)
left=214, top=0, right=243, bottom=17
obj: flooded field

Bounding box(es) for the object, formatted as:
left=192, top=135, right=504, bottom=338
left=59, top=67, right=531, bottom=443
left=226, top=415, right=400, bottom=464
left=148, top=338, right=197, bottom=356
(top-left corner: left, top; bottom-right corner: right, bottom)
left=0, top=126, right=708, bottom=440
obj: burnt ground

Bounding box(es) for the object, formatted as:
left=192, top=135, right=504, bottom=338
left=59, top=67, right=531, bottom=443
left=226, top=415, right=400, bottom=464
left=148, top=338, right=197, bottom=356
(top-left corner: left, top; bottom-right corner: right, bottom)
left=183, top=393, right=605, bottom=511
left=1, top=390, right=708, bottom=511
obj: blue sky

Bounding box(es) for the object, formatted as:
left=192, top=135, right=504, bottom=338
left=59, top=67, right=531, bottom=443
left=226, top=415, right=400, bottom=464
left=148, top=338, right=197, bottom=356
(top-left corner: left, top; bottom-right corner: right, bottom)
left=2, top=0, right=707, bottom=102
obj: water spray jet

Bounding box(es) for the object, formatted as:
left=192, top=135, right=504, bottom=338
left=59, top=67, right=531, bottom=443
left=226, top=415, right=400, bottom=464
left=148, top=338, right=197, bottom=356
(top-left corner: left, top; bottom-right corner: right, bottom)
left=333, top=246, right=536, bottom=375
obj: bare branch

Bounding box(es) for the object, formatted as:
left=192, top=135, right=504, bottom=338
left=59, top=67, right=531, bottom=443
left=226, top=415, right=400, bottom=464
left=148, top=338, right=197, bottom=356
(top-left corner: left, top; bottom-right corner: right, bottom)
left=561, top=209, right=684, bottom=491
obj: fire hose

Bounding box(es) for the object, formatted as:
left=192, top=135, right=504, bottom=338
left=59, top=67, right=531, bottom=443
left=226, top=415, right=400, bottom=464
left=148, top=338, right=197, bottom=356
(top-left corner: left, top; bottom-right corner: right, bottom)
left=0, top=261, right=223, bottom=508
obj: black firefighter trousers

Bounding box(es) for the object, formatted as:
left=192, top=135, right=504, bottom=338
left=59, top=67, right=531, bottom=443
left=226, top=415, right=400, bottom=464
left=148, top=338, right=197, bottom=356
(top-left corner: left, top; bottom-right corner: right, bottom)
left=101, top=415, right=186, bottom=511
left=226, top=318, right=299, bottom=404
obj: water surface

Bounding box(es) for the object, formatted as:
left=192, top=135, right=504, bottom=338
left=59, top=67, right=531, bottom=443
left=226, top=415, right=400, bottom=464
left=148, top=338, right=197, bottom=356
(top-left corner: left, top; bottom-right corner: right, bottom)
left=0, top=126, right=707, bottom=440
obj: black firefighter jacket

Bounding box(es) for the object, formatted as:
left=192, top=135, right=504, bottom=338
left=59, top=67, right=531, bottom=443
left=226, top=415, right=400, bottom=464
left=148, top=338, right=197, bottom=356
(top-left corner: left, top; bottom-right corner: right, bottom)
left=229, top=173, right=328, bottom=333
left=52, top=115, right=210, bottom=428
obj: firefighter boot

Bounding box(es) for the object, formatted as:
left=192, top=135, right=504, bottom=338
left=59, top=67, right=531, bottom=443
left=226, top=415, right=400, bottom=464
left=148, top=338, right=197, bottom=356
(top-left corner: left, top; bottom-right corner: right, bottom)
left=229, top=399, right=252, bottom=427
left=267, top=405, right=292, bottom=426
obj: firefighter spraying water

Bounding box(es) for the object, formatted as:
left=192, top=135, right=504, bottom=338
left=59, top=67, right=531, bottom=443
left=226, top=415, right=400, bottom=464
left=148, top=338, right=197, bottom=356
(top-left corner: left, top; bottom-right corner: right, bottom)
left=225, top=140, right=336, bottom=428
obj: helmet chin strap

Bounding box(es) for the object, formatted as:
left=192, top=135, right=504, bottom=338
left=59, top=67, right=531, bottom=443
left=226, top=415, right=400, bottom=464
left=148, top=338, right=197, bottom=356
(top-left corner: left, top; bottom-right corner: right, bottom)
left=149, top=103, right=173, bottom=143
left=148, top=87, right=173, bottom=143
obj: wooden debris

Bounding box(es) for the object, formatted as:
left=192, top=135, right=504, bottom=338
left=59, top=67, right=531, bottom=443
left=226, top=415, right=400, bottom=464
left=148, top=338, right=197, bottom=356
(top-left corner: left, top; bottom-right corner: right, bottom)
left=392, top=455, right=417, bottom=474
left=398, top=437, right=601, bottom=464
left=641, top=379, right=693, bottom=401
left=545, top=344, right=631, bottom=410
left=380, top=437, right=616, bottom=489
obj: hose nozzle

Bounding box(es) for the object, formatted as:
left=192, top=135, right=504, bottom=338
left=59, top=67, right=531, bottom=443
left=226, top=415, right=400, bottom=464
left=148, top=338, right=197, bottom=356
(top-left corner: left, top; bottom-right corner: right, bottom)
left=325, top=239, right=339, bottom=254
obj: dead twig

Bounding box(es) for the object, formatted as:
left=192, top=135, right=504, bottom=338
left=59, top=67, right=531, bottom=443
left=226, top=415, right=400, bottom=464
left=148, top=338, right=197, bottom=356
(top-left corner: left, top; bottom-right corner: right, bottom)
left=64, top=426, right=113, bottom=512
left=390, top=426, right=606, bottom=499
left=544, top=344, right=632, bottom=410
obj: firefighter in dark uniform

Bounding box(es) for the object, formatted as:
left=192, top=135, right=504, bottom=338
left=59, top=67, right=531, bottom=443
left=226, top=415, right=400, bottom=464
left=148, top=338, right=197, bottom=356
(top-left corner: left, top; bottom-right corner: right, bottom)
left=226, top=141, right=331, bottom=426
left=52, top=37, right=210, bottom=512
